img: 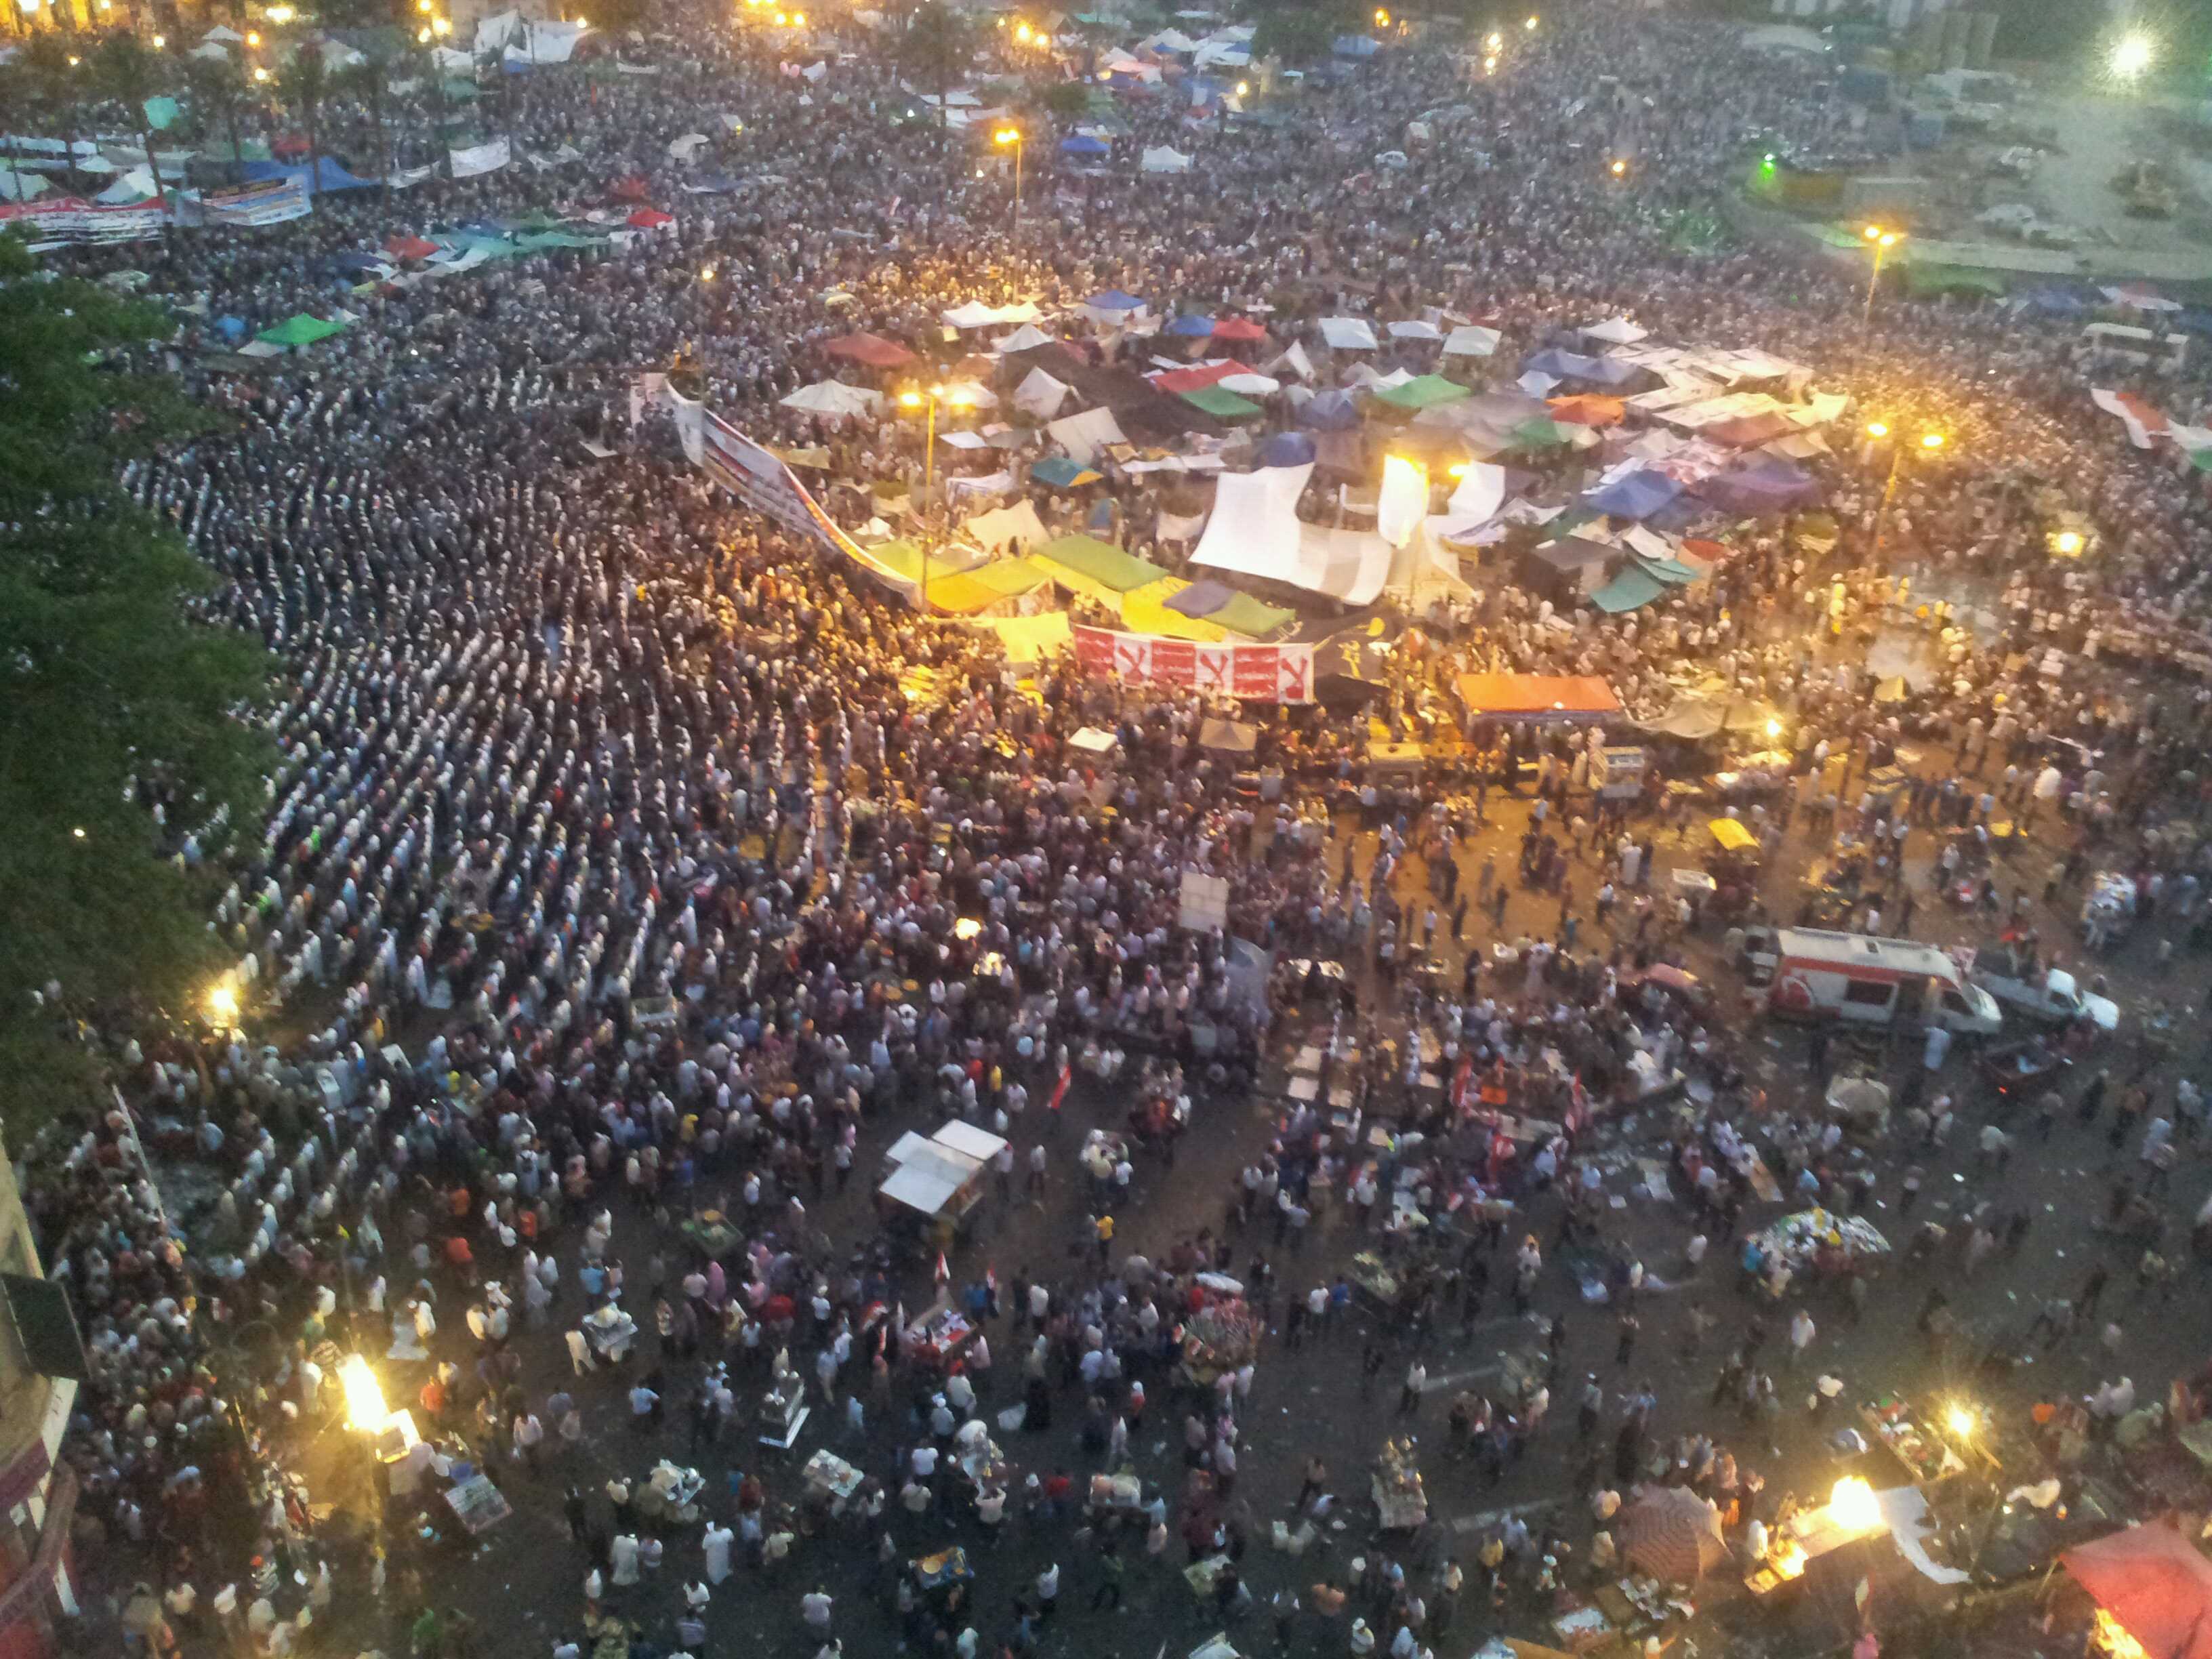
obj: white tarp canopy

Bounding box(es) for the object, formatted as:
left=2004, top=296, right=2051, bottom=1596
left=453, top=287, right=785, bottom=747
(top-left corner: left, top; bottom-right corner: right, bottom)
left=1390, top=517, right=1474, bottom=601
left=1387, top=319, right=1443, bottom=342
left=432, top=44, right=475, bottom=71
left=1347, top=364, right=1414, bottom=390
left=96, top=166, right=159, bottom=204
left=1318, top=316, right=1380, bottom=351
left=1448, top=462, right=1507, bottom=523
left=995, top=322, right=1056, bottom=354
left=520, top=20, right=589, bottom=62
left=1267, top=341, right=1315, bottom=381
left=0, top=167, right=48, bottom=201
left=1046, top=406, right=1126, bottom=465
left=202, top=24, right=244, bottom=41
left=475, top=7, right=522, bottom=53
left=449, top=138, right=512, bottom=178
left=668, top=132, right=710, bottom=161
left=1013, top=367, right=1072, bottom=419
left=944, top=300, right=1042, bottom=329
left=781, top=380, right=883, bottom=417
left=962, top=499, right=1050, bottom=554
left=1219, top=372, right=1279, bottom=396
left=1441, top=325, right=1501, bottom=358
left=1583, top=316, right=1647, bottom=344
left=1141, top=146, right=1192, bottom=173
left=1192, top=462, right=1390, bottom=603
left=189, top=41, right=232, bottom=59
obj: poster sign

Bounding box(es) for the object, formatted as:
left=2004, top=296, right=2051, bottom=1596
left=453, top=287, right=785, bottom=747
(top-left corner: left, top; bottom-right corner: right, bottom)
left=180, top=177, right=310, bottom=228
left=1073, top=624, right=1314, bottom=703
left=0, top=195, right=168, bottom=245
left=1179, top=871, right=1229, bottom=933
left=696, top=411, right=918, bottom=599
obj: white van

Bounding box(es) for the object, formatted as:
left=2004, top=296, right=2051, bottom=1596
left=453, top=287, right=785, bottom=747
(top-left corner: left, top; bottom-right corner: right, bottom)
left=1767, top=928, right=2003, bottom=1036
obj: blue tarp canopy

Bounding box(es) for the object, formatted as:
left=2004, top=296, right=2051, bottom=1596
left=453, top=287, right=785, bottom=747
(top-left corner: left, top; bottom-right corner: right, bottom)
left=216, top=314, right=247, bottom=341
left=1591, top=566, right=1666, bottom=613
left=1060, top=133, right=1111, bottom=155
left=1166, top=578, right=1237, bottom=617
left=1166, top=313, right=1214, bottom=336
left=1582, top=469, right=1681, bottom=521
left=1332, top=34, right=1380, bottom=56
left=1259, top=431, right=1317, bottom=467
left=2018, top=285, right=2090, bottom=317
left=687, top=173, right=741, bottom=193
left=241, top=156, right=378, bottom=192
left=1031, top=455, right=1103, bottom=488
left=1296, top=388, right=1363, bottom=431
left=1695, top=457, right=1818, bottom=517
left=1523, top=347, right=1643, bottom=388
left=1087, top=289, right=1145, bottom=310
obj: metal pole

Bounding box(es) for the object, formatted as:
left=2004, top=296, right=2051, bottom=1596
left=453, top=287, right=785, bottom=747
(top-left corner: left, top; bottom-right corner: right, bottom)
left=1012, top=136, right=1022, bottom=241
left=922, top=395, right=935, bottom=614
left=1864, top=242, right=1883, bottom=326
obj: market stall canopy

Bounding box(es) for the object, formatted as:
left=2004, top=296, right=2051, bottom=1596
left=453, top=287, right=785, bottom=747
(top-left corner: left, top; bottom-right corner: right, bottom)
left=1638, top=693, right=1785, bottom=741
left=825, top=331, right=914, bottom=368
left=1581, top=316, right=1647, bottom=344
left=781, top=380, right=883, bottom=417
left=1372, top=374, right=1472, bottom=412
left=1549, top=394, right=1626, bottom=427
left=1317, top=316, right=1380, bottom=351
left=1044, top=405, right=1127, bottom=464
left=1442, top=324, right=1502, bottom=357
left=1387, top=319, right=1444, bottom=342
left=2062, top=1522, right=2212, bottom=1659
left=1211, top=316, right=1267, bottom=343
left=1181, top=384, right=1263, bottom=419
left=1032, top=533, right=1167, bottom=599
left=1166, top=581, right=1294, bottom=638
left=1457, top=673, right=1620, bottom=720
left=962, top=499, right=1050, bottom=554
left=257, top=314, right=350, bottom=348
left=1591, top=565, right=1665, bottom=614
left=1582, top=468, right=1681, bottom=520
left=994, top=323, right=1056, bottom=354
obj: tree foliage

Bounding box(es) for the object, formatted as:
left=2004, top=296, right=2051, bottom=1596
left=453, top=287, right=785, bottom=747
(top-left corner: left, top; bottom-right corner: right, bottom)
left=1252, top=4, right=1349, bottom=66
left=0, top=236, right=276, bottom=1126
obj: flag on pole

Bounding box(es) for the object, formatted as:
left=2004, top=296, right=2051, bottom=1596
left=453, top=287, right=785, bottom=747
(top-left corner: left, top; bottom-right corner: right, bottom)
left=934, top=1250, right=950, bottom=1288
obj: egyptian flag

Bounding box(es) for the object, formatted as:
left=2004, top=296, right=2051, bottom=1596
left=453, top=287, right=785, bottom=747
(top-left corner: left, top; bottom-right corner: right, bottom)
left=1049, top=1063, right=1072, bottom=1113
left=2092, top=388, right=2167, bottom=450
left=1563, top=1073, right=1589, bottom=1139
left=934, top=1251, right=950, bottom=1290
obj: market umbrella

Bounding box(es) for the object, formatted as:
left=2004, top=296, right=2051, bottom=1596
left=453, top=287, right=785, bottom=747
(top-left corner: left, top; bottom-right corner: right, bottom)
left=1619, top=1486, right=1729, bottom=1584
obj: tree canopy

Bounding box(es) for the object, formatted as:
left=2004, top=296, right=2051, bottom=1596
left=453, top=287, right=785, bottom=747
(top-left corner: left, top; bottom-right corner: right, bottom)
left=0, top=234, right=275, bottom=1125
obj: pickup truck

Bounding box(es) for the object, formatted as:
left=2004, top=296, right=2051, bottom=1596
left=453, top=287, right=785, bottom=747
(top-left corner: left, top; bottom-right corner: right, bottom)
left=1969, top=962, right=2118, bottom=1033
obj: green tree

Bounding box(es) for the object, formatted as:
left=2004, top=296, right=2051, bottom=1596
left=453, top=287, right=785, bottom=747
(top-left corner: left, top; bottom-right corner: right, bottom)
left=0, top=234, right=274, bottom=1125
left=336, top=54, right=395, bottom=189
left=93, top=35, right=173, bottom=209
left=902, top=1, right=975, bottom=174
left=182, top=53, right=250, bottom=174
left=1037, top=80, right=1092, bottom=120
left=1252, top=3, right=1351, bottom=65
left=274, top=43, right=329, bottom=205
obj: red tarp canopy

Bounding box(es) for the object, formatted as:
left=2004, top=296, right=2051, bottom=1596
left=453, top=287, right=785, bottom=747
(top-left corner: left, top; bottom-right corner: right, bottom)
left=1456, top=672, right=1622, bottom=718
left=1549, top=394, right=1626, bottom=428
left=1706, top=411, right=1797, bottom=447
left=1151, top=361, right=1243, bottom=394
left=1211, top=316, right=1267, bottom=342
left=628, top=207, right=674, bottom=228
left=2064, top=1523, right=2212, bottom=1659
left=384, top=235, right=438, bottom=262
left=272, top=132, right=310, bottom=159
left=825, top=332, right=915, bottom=369
left=611, top=174, right=651, bottom=202
left=1681, top=537, right=1732, bottom=564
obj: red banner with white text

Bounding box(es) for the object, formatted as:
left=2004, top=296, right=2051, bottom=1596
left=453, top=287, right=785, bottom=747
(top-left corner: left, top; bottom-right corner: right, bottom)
left=1073, top=624, right=1314, bottom=703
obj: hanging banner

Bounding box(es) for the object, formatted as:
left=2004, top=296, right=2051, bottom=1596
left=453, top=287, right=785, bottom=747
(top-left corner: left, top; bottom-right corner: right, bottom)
left=178, top=177, right=310, bottom=228
left=0, top=195, right=169, bottom=244
left=694, top=410, right=920, bottom=601
left=448, top=138, right=512, bottom=178
left=1073, top=623, right=1314, bottom=703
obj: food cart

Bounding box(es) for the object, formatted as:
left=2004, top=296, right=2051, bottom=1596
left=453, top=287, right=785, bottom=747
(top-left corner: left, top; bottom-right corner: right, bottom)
left=581, top=1303, right=640, bottom=1364
left=903, top=1296, right=977, bottom=1372
left=910, top=1546, right=975, bottom=1595
left=677, top=1208, right=744, bottom=1261
left=1176, top=1286, right=1258, bottom=1391
left=878, top=1126, right=1000, bottom=1250
left=1859, top=1394, right=2001, bottom=1492
left=802, top=1449, right=865, bottom=1506
left=1744, top=1208, right=1889, bottom=1300
left=1371, top=1436, right=1428, bottom=1532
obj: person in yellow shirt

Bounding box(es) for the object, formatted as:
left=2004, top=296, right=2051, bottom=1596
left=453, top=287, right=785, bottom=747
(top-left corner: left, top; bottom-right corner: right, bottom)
left=1094, top=1214, right=1114, bottom=1265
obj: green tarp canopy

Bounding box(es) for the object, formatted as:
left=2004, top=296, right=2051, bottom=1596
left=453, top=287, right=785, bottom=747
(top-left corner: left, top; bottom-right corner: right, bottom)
left=457, top=235, right=523, bottom=261
left=2190, top=449, right=2212, bottom=474
left=1538, top=506, right=1605, bottom=544
left=516, top=230, right=602, bottom=250
left=1905, top=262, right=2006, bottom=299
left=516, top=209, right=570, bottom=229
left=866, top=538, right=970, bottom=585
left=441, top=78, right=481, bottom=102
left=1373, top=373, right=1472, bottom=412
left=1639, top=554, right=1703, bottom=586
left=1509, top=416, right=1571, bottom=449
left=1209, top=592, right=1296, bottom=638
left=1591, top=566, right=1666, bottom=613
left=1179, top=384, right=1264, bottom=419
left=1035, top=533, right=1166, bottom=594
left=257, top=314, right=348, bottom=348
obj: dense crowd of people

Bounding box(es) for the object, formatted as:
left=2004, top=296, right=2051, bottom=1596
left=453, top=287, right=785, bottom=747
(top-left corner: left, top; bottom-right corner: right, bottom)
left=21, top=1, right=2212, bottom=1656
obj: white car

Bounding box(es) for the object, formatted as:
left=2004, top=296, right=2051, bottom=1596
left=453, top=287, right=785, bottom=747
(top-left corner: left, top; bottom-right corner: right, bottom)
left=1970, top=963, right=2119, bottom=1032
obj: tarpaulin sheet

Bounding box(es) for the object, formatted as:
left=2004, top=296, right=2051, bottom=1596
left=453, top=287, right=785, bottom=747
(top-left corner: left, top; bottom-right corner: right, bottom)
left=1046, top=407, right=1126, bottom=465
left=1591, top=566, right=1666, bottom=613
left=1456, top=673, right=1620, bottom=718
left=1033, top=534, right=1166, bottom=596
left=2062, top=1523, right=2212, bottom=1659
left=926, top=558, right=1050, bottom=615
left=1582, top=468, right=1681, bottom=520
left=1318, top=316, right=1380, bottom=351
left=1373, top=374, right=1471, bottom=412
left=962, top=499, right=1050, bottom=554
left=1192, top=464, right=1313, bottom=587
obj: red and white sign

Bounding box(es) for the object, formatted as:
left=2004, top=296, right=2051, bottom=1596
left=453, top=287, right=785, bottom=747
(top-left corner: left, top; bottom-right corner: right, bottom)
left=1073, top=624, right=1313, bottom=703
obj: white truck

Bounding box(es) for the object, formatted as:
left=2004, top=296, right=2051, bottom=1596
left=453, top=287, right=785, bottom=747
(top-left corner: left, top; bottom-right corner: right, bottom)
left=1966, top=947, right=2118, bottom=1033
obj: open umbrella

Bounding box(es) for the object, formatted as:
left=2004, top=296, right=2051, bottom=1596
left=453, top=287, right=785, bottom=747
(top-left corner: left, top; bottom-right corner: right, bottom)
left=1620, top=1487, right=1728, bottom=1584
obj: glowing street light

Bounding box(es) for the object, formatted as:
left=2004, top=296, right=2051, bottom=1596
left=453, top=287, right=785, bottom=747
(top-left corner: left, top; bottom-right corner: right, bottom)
left=253, top=66, right=272, bottom=82
left=1946, top=1404, right=1979, bottom=1439
left=1864, top=421, right=1888, bottom=440
left=2053, top=529, right=2085, bottom=556
left=1861, top=223, right=1901, bottom=324
left=1609, top=157, right=1626, bottom=178
left=1524, top=14, right=1538, bottom=29
left=994, top=125, right=1025, bottom=239
left=2110, top=32, right=2154, bottom=79
left=1373, top=7, right=1390, bottom=26
left=245, top=28, right=261, bottom=45
left=152, top=32, right=165, bottom=46
left=1234, top=79, right=1248, bottom=97
left=266, top=4, right=297, bottom=21
left=1866, top=421, right=1948, bottom=562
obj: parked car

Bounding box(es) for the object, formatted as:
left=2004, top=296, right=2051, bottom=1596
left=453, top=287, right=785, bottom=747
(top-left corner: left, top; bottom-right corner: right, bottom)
left=1967, top=949, right=2119, bottom=1033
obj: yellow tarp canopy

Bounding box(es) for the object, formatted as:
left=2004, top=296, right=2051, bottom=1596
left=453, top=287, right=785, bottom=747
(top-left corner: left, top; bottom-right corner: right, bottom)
left=1120, top=576, right=1228, bottom=643
left=1709, top=816, right=1757, bottom=852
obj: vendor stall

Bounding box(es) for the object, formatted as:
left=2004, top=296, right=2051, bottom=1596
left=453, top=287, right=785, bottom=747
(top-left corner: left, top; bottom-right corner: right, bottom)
left=878, top=1129, right=994, bottom=1248
left=1859, top=1393, right=1999, bottom=1491
left=1371, top=1436, right=1428, bottom=1532
left=581, top=1303, right=640, bottom=1362
left=1176, top=1286, right=1258, bottom=1389
left=678, top=1209, right=744, bottom=1261
left=1744, top=1208, right=1889, bottom=1298
left=802, top=1449, right=865, bottom=1503
left=444, top=1470, right=512, bottom=1535
left=904, top=1297, right=977, bottom=1370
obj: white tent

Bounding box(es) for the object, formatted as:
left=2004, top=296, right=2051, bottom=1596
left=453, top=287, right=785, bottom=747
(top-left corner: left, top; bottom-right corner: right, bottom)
left=1267, top=342, right=1315, bottom=382
left=1582, top=316, right=1647, bottom=345
left=1347, top=364, right=1414, bottom=390
left=0, top=167, right=47, bottom=202
left=1013, top=367, right=1072, bottom=419
left=1441, top=325, right=1501, bottom=358
left=432, top=45, right=475, bottom=71
left=944, top=300, right=1042, bottom=329
left=190, top=41, right=232, bottom=58
left=1144, top=28, right=1200, bottom=51
left=995, top=323, right=1056, bottom=354
left=1192, top=464, right=1313, bottom=588
left=1141, top=146, right=1192, bottom=173
left=1387, top=319, right=1443, bottom=342
left=962, top=499, right=1050, bottom=554
left=1318, top=316, right=1379, bottom=351
left=321, top=39, right=368, bottom=67
left=1046, top=406, right=1126, bottom=465
left=475, top=7, right=521, bottom=53
left=781, top=381, right=882, bottom=418
left=1389, top=517, right=1474, bottom=602
left=96, top=166, right=159, bottom=204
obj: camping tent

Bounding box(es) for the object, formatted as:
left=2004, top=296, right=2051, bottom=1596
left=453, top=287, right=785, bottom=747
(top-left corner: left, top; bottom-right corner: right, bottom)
left=1013, top=367, right=1073, bottom=419
left=781, top=381, right=882, bottom=418
left=1141, top=146, right=1192, bottom=173
left=2062, top=1522, right=2212, bottom=1659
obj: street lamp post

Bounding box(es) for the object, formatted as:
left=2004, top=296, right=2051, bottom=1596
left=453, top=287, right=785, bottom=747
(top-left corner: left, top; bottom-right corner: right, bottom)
left=1865, top=421, right=1944, bottom=567
left=994, top=125, right=1022, bottom=241
left=899, top=384, right=975, bottom=613
left=1862, top=224, right=1900, bottom=325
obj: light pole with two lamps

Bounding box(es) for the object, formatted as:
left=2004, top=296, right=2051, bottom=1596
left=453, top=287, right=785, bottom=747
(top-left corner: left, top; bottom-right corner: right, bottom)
left=1862, top=223, right=1900, bottom=325
left=994, top=125, right=1023, bottom=239
left=1864, top=421, right=1944, bottom=566
left=899, top=384, right=975, bottom=613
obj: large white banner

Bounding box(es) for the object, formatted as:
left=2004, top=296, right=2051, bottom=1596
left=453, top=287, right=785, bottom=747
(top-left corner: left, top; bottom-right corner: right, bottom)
left=448, top=138, right=512, bottom=178
left=0, top=194, right=168, bottom=245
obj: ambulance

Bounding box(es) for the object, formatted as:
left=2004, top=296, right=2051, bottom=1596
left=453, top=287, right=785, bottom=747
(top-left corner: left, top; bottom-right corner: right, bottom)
left=1765, top=928, right=2002, bottom=1036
